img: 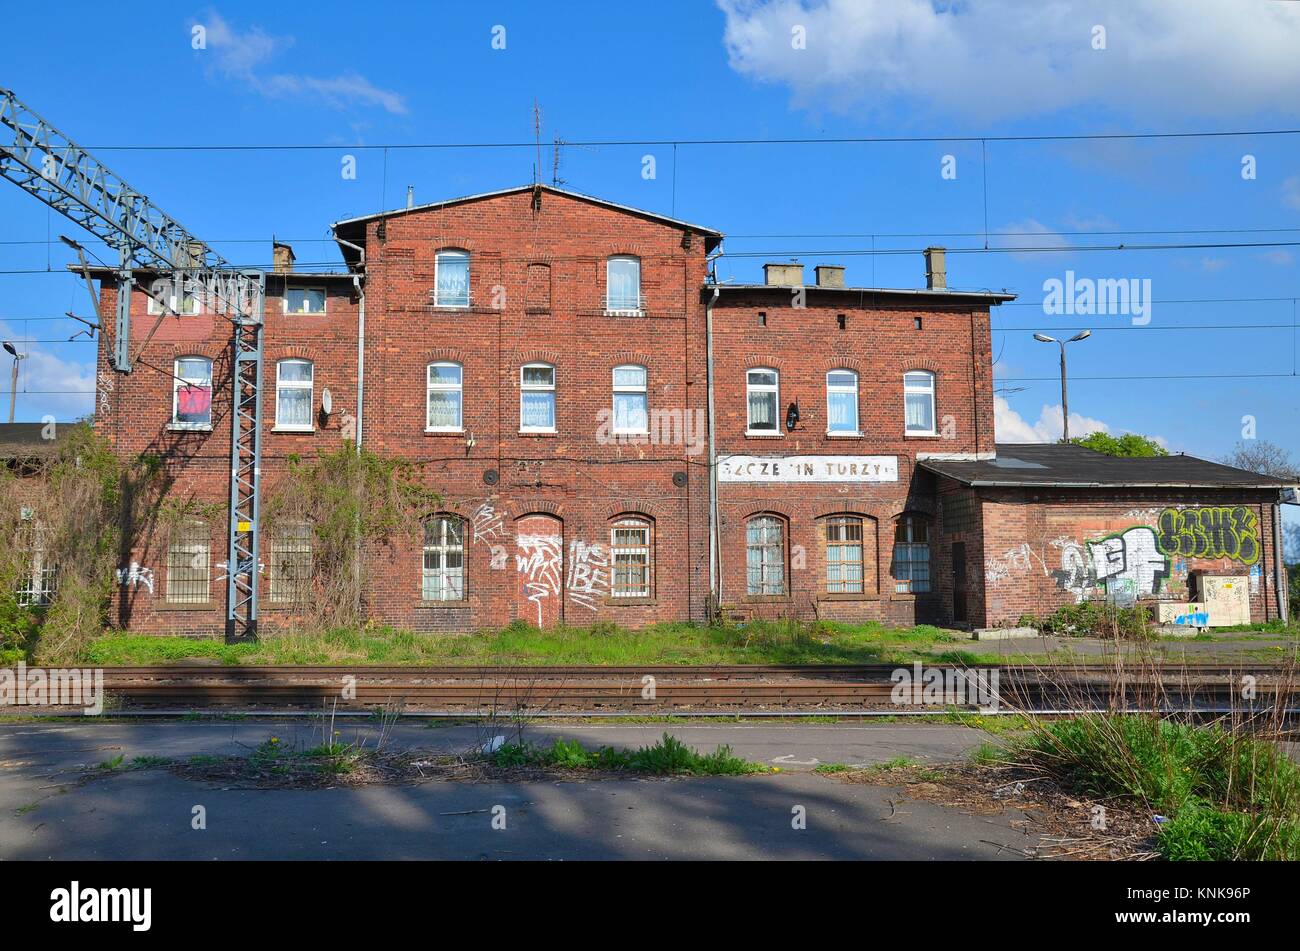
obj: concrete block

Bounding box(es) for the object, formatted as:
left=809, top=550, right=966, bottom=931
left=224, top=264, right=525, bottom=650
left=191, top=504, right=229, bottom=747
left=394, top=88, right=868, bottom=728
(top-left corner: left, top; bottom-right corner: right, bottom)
left=972, top=626, right=1041, bottom=641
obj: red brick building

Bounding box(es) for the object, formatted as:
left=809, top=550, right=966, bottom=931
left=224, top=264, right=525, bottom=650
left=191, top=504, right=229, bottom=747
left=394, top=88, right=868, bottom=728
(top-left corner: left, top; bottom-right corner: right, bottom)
left=81, top=184, right=1293, bottom=635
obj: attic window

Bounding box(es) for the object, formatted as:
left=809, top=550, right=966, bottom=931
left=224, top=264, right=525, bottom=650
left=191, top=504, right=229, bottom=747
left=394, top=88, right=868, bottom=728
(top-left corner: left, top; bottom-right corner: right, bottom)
left=837, top=314, right=846, bottom=330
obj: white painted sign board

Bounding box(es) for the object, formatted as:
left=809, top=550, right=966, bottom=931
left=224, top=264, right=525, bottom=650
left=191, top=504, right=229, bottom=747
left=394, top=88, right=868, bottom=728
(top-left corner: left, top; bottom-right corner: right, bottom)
left=718, top=455, right=899, bottom=484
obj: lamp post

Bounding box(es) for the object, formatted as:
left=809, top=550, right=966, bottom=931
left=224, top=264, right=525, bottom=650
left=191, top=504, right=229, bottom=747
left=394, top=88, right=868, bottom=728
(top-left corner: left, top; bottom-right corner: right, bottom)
left=2, top=342, right=27, bottom=424
left=1033, top=330, right=1091, bottom=442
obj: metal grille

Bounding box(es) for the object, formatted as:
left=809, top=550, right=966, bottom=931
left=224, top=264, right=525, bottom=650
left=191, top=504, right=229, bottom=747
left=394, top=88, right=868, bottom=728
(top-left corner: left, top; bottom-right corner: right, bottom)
left=893, top=515, right=931, bottom=593
left=611, top=521, right=651, bottom=597
left=825, top=517, right=864, bottom=593
left=269, top=524, right=313, bottom=604
left=14, top=520, right=56, bottom=607
left=746, top=516, right=786, bottom=596
left=167, top=522, right=211, bottom=604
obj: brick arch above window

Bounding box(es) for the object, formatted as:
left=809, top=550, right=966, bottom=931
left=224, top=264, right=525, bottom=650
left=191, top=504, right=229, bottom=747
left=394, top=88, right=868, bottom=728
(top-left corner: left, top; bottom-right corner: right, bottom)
left=825, top=356, right=865, bottom=374
left=742, top=508, right=791, bottom=524
left=611, top=351, right=656, bottom=369
left=267, top=344, right=313, bottom=361
left=815, top=510, right=878, bottom=525
left=744, top=355, right=785, bottom=372
left=512, top=500, right=564, bottom=519
left=423, top=347, right=465, bottom=364
left=601, top=500, right=667, bottom=520
left=902, top=362, right=942, bottom=376
left=430, top=238, right=477, bottom=252
left=515, top=349, right=562, bottom=368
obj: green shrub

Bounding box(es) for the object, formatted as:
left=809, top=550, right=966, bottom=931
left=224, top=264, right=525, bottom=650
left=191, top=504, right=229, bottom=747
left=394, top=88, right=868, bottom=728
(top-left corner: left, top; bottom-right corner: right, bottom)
left=1033, top=601, right=1152, bottom=638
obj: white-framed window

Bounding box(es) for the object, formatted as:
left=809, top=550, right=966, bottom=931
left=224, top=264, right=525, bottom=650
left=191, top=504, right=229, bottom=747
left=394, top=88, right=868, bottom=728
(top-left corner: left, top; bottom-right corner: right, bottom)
left=426, top=361, right=463, bottom=431
left=434, top=249, right=470, bottom=308
left=893, top=515, right=931, bottom=593
left=612, top=364, right=648, bottom=434
left=606, top=255, right=642, bottom=313
left=904, top=370, right=936, bottom=435
left=520, top=363, right=556, bottom=432
left=611, top=518, right=652, bottom=598
left=422, top=516, right=465, bottom=601
left=825, top=516, right=864, bottom=594
left=826, top=369, right=860, bottom=434
left=284, top=287, right=326, bottom=315
left=746, top=368, right=779, bottom=434
left=166, top=521, right=210, bottom=604
left=275, top=359, right=314, bottom=431
left=14, top=513, right=56, bottom=607
left=746, top=515, right=786, bottom=596
left=269, top=523, right=313, bottom=604
left=148, top=276, right=200, bottom=315
left=172, top=357, right=213, bottom=429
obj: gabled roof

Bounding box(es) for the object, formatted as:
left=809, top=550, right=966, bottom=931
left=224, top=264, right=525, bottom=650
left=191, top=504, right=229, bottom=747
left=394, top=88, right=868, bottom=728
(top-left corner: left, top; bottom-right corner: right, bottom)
left=919, top=442, right=1297, bottom=490
left=331, top=184, right=724, bottom=263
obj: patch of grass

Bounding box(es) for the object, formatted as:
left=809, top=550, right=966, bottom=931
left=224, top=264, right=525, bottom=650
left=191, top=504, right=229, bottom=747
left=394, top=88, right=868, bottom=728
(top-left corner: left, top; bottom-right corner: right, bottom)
left=129, top=755, right=172, bottom=769
left=491, top=732, right=770, bottom=776
left=96, top=753, right=125, bottom=771
left=1157, top=803, right=1300, bottom=861
left=187, top=754, right=222, bottom=766
left=78, top=618, right=967, bottom=667
left=813, top=762, right=852, bottom=774
left=15, top=801, right=38, bottom=815
left=872, top=755, right=920, bottom=771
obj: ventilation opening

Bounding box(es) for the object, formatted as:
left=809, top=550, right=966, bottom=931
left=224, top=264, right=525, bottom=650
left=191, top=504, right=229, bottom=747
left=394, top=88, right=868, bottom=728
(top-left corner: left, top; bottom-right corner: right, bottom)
left=758, top=311, right=767, bottom=327
left=837, top=314, right=846, bottom=330
left=914, top=317, right=923, bottom=330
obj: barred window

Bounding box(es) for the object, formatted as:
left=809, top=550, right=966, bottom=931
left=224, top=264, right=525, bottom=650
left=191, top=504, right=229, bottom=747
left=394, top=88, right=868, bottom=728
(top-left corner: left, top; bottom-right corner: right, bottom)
left=423, top=516, right=465, bottom=601
left=166, top=521, right=210, bottom=604
left=893, top=515, right=931, bottom=594
left=14, top=515, right=56, bottom=607
left=610, top=519, right=652, bottom=598
left=825, top=516, right=864, bottom=594
left=746, top=515, right=786, bottom=596
left=270, top=524, right=313, bottom=604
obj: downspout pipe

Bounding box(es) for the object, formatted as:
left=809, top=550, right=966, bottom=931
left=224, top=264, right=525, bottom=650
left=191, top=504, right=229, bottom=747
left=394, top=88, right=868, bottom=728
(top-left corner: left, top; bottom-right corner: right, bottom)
left=705, top=284, right=721, bottom=615
left=1274, top=496, right=1289, bottom=624
left=333, top=234, right=366, bottom=450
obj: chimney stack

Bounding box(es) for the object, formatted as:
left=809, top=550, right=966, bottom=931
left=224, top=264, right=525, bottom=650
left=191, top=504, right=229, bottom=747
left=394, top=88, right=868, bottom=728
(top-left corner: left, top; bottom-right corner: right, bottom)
left=763, top=262, right=804, bottom=286
left=815, top=265, right=845, bottom=288
left=924, top=247, right=946, bottom=290
left=406, top=185, right=415, bottom=209
left=272, top=241, right=295, bottom=274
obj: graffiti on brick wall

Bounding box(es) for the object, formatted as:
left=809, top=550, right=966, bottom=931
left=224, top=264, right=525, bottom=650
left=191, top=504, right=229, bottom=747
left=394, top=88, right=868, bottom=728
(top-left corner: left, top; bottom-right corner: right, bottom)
left=516, top=533, right=563, bottom=625
left=566, top=540, right=609, bottom=611
left=115, top=562, right=154, bottom=594
left=1155, top=506, right=1260, bottom=565
left=1084, top=526, right=1170, bottom=606
left=470, top=502, right=509, bottom=569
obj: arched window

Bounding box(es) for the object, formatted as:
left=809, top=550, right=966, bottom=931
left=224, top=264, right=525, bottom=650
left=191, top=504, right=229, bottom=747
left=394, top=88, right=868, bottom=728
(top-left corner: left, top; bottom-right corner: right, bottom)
left=434, top=249, right=470, bottom=307
left=746, top=515, right=786, bottom=596
left=172, top=357, right=213, bottom=429
left=904, top=370, right=936, bottom=435
left=422, top=515, right=465, bottom=601
left=826, top=369, right=859, bottom=434
left=606, top=255, right=642, bottom=313
left=426, top=361, right=463, bottom=431
left=520, top=363, right=556, bottom=432
left=893, top=514, right=931, bottom=593
left=275, top=359, right=314, bottom=430
left=825, top=516, right=864, bottom=593
left=610, top=517, right=653, bottom=598
left=746, top=368, right=779, bottom=434
left=612, top=364, right=648, bottom=434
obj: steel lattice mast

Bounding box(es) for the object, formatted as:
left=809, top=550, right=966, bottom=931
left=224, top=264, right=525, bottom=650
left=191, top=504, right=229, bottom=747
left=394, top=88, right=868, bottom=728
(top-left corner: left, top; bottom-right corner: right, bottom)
left=0, top=87, right=266, bottom=640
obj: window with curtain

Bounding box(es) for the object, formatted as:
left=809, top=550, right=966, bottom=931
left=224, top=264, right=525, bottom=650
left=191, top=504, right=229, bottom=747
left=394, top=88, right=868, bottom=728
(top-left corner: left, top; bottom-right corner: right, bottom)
left=606, top=256, right=642, bottom=312
left=172, top=357, right=212, bottom=428
left=426, top=362, right=463, bottom=431
left=275, top=359, right=314, bottom=430
left=826, top=370, right=859, bottom=434
left=746, top=368, right=779, bottom=433
left=611, top=519, right=652, bottom=598
left=893, top=515, right=931, bottom=593
left=166, top=521, right=210, bottom=604
left=520, top=363, right=556, bottom=432
left=434, top=249, right=470, bottom=307
left=612, top=365, right=648, bottom=433
left=270, top=524, right=313, bottom=604
left=746, top=516, right=786, bottom=596
left=422, top=516, right=465, bottom=601
left=825, top=516, right=865, bottom=593
left=904, top=371, right=936, bottom=434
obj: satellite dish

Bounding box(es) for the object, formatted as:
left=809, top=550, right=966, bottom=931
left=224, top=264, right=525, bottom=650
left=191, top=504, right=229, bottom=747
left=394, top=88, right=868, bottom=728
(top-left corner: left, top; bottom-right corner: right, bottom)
left=321, top=388, right=333, bottom=415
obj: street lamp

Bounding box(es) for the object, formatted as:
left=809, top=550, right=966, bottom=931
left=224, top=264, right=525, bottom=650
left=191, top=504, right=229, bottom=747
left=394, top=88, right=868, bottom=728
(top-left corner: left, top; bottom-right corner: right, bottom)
left=3, top=341, right=28, bottom=424
left=1033, top=330, right=1091, bottom=442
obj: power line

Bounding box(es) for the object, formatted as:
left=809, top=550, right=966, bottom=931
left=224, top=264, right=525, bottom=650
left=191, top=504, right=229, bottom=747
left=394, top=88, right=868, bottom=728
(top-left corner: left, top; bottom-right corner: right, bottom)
left=52, top=127, right=1300, bottom=152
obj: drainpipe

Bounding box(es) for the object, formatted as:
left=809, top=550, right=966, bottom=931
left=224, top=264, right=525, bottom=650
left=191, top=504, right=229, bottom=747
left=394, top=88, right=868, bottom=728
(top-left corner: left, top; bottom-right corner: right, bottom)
left=1274, top=497, right=1288, bottom=624
left=333, top=234, right=366, bottom=450
left=705, top=284, right=721, bottom=614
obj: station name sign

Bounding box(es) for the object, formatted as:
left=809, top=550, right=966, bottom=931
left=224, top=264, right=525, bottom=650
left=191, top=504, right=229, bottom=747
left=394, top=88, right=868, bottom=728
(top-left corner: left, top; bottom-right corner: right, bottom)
left=718, top=455, right=900, bottom=483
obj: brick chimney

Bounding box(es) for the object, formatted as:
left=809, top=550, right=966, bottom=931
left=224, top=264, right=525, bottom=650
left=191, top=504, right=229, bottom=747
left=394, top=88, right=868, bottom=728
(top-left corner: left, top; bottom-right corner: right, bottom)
left=273, top=241, right=296, bottom=274
left=763, top=262, right=804, bottom=286
left=814, top=265, right=845, bottom=288
left=924, top=247, right=946, bottom=290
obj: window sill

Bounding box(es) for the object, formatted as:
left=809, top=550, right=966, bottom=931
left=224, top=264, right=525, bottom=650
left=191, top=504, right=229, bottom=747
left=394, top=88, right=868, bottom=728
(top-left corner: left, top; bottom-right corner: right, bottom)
left=604, top=309, right=645, bottom=318
left=744, top=594, right=791, bottom=603
left=424, top=428, right=465, bottom=436
left=153, top=601, right=216, bottom=612
left=818, top=592, right=880, bottom=602
left=904, top=432, right=941, bottom=439
left=271, top=426, right=315, bottom=434
left=890, top=592, right=935, bottom=601
left=745, top=431, right=783, bottom=438
left=431, top=303, right=471, bottom=311
left=283, top=311, right=328, bottom=317
left=415, top=599, right=470, bottom=609
left=166, top=424, right=212, bottom=433
left=605, top=596, right=656, bottom=606
left=826, top=431, right=863, bottom=438
left=519, top=429, right=558, bottom=437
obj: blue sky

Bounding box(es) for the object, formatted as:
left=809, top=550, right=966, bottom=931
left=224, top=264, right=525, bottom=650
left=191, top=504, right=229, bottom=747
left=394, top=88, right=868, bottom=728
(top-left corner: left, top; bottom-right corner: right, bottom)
left=1, top=0, right=1298, bottom=474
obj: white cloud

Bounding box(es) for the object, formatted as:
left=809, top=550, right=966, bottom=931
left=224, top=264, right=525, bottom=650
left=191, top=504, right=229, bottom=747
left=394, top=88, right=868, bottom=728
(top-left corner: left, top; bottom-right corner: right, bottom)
left=994, top=395, right=1112, bottom=443
left=718, top=0, right=1300, bottom=123
left=200, top=12, right=407, bottom=115
left=1259, top=249, right=1294, bottom=266
left=0, top=323, right=95, bottom=422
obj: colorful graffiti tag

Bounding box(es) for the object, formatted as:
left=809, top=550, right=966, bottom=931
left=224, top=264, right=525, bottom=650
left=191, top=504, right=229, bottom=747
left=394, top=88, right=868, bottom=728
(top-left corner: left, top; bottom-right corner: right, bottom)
left=1083, top=526, right=1170, bottom=605
left=1155, top=506, right=1260, bottom=566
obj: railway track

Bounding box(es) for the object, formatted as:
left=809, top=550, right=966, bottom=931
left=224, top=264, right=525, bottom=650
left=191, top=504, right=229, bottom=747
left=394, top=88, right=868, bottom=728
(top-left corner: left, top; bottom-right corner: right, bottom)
left=3, top=663, right=1295, bottom=715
